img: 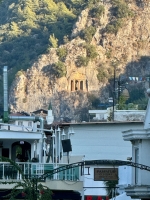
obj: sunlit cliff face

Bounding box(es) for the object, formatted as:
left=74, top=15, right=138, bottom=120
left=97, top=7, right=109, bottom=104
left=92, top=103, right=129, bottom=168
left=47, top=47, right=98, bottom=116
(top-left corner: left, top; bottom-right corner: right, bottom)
left=8, top=1, right=150, bottom=121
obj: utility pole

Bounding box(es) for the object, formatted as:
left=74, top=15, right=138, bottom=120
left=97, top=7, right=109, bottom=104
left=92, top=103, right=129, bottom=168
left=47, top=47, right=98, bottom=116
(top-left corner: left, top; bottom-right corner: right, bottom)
left=112, top=58, right=119, bottom=121
left=118, top=76, right=121, bottom=104
left=112, top=66, right=116, bottom=121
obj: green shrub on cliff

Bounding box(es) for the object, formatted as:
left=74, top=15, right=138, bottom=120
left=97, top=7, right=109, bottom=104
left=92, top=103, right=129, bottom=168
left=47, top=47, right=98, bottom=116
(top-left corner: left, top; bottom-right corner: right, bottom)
left=57, top=48, right=67, bottom=62
left=97, top=68, right=109, bottom=82
left=80, top=25, right=96, bottom=43
left=112, top=0, right=134, bottom=18
left=49, top=34, right=58, bottom=48
left=89, top=5, right=105, bottom=18
left=52, top=61, right=66, bottom=78
left=85, top=44, right=98, bottom=60
left=106, top=18, right=124, bottom=34
left=76, top=56, right=89, bottom=67
left=76, top=44, right=98, bottom=67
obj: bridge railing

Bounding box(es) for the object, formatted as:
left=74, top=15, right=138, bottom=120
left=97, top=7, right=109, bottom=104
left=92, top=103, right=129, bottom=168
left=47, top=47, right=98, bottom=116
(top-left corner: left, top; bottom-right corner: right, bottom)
left=0, top=162, right=80, bottom=181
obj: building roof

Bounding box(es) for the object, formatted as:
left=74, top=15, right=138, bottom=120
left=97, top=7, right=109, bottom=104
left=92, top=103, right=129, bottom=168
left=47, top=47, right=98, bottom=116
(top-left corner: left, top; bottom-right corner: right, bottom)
left=9, top=112, right=30, bottom=116
left=32, top=109, right=48, bottom=114
left=44, top=121, right=143, bottom=130
left=61, top=121, right=143, bottom=125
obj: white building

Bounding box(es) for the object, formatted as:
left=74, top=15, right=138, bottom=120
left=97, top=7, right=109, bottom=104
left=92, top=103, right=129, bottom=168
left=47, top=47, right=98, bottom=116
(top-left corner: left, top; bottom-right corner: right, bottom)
left=0, top=113, right=144, bottom=200
left=121, top=93, right=150, bottom=200
left=61, top=121, right=143, bottom=199
left=89, top=109, right=145, bottom=122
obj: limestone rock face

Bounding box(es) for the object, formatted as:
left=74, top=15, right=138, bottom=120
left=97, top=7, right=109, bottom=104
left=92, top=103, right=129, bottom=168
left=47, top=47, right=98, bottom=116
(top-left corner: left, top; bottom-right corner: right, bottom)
left=71, top=9, right=89, bottom=38
left=9, top=1, right=150, bottom=122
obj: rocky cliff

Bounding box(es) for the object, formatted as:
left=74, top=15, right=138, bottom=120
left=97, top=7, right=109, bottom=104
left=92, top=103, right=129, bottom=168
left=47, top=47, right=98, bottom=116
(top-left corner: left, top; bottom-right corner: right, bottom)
left=9, top=0, right=150, bottom=122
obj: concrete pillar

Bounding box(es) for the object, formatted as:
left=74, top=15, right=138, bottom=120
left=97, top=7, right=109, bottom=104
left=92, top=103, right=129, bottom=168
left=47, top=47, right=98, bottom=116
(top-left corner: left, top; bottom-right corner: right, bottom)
left=71, top=80, right=75, bottom=91
left=80, top=80, right=83, bottom=90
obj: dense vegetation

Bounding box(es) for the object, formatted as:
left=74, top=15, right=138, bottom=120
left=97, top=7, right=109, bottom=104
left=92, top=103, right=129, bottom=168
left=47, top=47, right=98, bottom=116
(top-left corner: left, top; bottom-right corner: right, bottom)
left=0, top=0, right=76, bottom=75
left=0, top=0, right=134, bottom=77
left=0, top=0, right=135, bottom=80
left=0, top=0, right=106, bottom=86
left=0, top=0, right=91, bottom=110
